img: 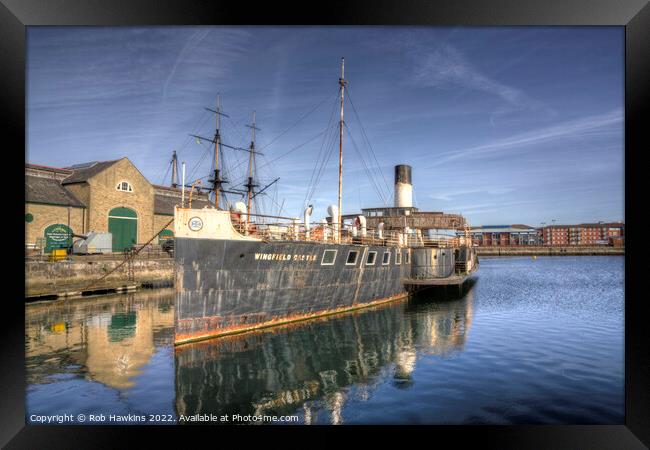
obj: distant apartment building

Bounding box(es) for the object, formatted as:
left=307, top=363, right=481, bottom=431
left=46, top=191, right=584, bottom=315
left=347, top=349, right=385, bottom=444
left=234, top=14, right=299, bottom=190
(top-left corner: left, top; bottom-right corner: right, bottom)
left=541, top=222, right=625, bottom=246
left=469, top=225, right=541, bottom=246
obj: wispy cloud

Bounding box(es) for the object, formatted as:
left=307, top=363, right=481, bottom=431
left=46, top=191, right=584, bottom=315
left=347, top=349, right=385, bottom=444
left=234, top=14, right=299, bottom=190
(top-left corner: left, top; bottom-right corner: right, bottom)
left=161, top=28, right=251, bottom=100
left=26, top=27, right=624, bottom=225
left=409, top=42, right=555, bottom=124
left=421, top=108, right=623, bottom=169
left=162, top=29, right=212, bottom=99
left=429, top=186, right=516, bottom=202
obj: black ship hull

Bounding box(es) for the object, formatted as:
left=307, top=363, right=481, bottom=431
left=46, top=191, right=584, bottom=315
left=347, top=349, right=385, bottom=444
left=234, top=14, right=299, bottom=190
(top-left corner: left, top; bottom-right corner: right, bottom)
left=174, top=238, right=412, bottom=344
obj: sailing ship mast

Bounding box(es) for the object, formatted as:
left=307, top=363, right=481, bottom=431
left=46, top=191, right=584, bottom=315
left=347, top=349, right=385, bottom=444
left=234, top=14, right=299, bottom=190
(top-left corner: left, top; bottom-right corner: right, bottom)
left=245, top=111, right=260, bottom=233
left=206, top=95, right=229, bottom=208
left=338, top=57, right=346, bottom=243
left=212, top=96, right=222, bottom=208
left=190, top=95, right=236, bottom=208
left=171, top=150, right=178, bottom=188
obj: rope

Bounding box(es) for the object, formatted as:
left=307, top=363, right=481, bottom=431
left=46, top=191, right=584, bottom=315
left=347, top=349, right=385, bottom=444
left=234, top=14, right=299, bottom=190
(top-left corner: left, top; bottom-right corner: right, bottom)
left=345, top=86, right=392, bottom=202
left=303, top=95, right=341, bottom=208
left=259, top=88, right=338, bottom=150
left=159, top=158, right=172, bottom=186
left=303, top=119, right=338, bottom=209
left=84, top=218, right=175, bottom=290
left=344, top=122, right=388, bottom=206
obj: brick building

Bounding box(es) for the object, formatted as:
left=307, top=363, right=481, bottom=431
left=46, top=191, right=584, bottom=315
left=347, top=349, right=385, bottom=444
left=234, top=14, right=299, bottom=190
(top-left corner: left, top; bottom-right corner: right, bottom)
left=469, top=225, right=541, bottom=246
left=25, top=158, right=209, bottom=252
left=541, top=222, right=625, bottom=246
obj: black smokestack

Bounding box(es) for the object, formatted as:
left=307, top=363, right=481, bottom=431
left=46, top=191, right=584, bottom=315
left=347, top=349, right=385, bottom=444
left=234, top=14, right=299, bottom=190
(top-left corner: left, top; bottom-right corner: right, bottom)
left=395, top=165, right=412, bottom=185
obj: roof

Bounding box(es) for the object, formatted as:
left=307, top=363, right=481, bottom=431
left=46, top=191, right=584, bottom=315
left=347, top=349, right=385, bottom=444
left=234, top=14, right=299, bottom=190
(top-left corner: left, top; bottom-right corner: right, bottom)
left=25, top=163, right=73, bottom=174
left=152, top=184, right=182, bottom=192
left=154, top=194, right=211, bottom=215
left=26, top=175, right=85, bottom=208
left=471, top=225, right=538, bottom=233
left=61, top=160, right=120, bottom=184
left=511, top=224, right=534, bottom=229
left=476, top=225, right=512, bottom=229
left=544, top=222, right=625, bottom=229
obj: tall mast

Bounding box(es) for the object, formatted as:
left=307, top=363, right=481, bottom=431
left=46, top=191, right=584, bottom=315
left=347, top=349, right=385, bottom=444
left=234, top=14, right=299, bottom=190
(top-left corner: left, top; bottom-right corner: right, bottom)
left=338, top=57, right=346, bottom=243
left=171, top=150, right=178, bottom=188
left=245, top=111, right=260, bottom=233
left=201, top=95, right=229, bottom=209
left=214, top=96, right=221, bottom=208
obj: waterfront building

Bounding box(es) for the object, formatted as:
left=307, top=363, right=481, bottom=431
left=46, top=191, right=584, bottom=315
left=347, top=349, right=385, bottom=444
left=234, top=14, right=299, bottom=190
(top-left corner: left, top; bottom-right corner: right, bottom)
left=25, top=158, right=209, bottom=252
left=540, top=222, right=625, bottom=246
left=469, top=224, right=541, bottom=246
left=25, top=291, right=174, bottom=389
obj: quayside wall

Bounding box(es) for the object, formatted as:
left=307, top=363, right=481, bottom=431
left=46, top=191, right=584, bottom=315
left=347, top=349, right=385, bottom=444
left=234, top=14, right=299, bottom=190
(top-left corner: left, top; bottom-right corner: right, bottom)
left=25, top=258, right=174, bottom=296
left=476, top=246, right=624, bottom=256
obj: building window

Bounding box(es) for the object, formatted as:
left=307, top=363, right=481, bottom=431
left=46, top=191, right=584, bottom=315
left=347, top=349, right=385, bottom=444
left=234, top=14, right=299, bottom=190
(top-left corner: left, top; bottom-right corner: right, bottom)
left=382, top=251, right=390, bottom=265
left=396, top=250, right=402, bottom=265
left=405, top=250, right=411, bottom=264
left=346, top=250, right=360, bottom=265
left=25, top=213, right=34, bottom=223
left=366, top=251, right=377, bottom=265
left=116, top=181, right=134, bottom=192
left=321, top=249, right=337, bottom=265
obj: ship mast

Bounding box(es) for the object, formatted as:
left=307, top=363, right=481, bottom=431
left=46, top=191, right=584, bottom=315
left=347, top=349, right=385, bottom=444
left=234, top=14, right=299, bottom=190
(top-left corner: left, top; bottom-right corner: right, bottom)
left=171, top=150, right=178, bottom=188
left=338, top=57, right=346, bottom=243
left=213, top=96, right=223, bottom=208
left=245, top=111, right=260, bottom=233
left=209, top=95, right=232, bottom=209
left=195, top=95, right=230, bottom=209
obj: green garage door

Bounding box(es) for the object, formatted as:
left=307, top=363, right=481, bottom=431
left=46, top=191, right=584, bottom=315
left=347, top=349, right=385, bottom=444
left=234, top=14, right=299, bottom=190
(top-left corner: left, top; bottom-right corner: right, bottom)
left=108, top=207, right=137, bottom=252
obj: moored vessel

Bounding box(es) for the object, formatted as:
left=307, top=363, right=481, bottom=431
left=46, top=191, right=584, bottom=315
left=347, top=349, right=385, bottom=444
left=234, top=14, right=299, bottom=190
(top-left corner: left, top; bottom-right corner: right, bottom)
left=173, top=59, right=478, bottom=345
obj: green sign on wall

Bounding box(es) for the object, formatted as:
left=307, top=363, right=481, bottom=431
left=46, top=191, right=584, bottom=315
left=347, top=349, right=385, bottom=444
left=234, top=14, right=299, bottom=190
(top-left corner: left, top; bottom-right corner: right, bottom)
left=158, top=229, right=174, bottom=243
left=43, top=223, right=72, bottom=253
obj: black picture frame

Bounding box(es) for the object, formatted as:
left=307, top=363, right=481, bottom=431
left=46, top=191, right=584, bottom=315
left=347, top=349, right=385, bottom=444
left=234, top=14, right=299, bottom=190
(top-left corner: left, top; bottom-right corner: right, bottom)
left=2, top=0, right=647, bottom=447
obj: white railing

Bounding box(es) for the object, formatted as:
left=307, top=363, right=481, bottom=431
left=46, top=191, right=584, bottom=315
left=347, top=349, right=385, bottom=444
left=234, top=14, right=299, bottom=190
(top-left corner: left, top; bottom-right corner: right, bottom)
left=230, top=216, right=465, bottom=248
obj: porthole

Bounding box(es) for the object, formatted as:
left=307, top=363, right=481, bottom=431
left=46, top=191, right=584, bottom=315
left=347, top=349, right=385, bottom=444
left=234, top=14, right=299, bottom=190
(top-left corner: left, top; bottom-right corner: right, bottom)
left=382, top=251, right=390, bottom=265
left=321, top=249, right=337, bottom=265
left=346, top=250, right=360, bottom=265
left=366, top=251, right=377, bottom=265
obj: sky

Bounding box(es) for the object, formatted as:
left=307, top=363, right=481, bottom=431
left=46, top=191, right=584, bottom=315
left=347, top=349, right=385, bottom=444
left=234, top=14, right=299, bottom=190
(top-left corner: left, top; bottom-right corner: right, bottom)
left=26, top=26, right=624, bottom=226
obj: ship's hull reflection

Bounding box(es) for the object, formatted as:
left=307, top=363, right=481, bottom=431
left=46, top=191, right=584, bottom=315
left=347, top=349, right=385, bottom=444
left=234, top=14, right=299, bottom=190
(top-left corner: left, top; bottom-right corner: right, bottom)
left=174, top=279, right=477, bottom=424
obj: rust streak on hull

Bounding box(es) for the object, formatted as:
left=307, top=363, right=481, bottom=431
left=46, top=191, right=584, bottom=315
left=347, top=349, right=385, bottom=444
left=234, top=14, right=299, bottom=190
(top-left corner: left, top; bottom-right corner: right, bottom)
left=174, top=292, right=408, bottom=346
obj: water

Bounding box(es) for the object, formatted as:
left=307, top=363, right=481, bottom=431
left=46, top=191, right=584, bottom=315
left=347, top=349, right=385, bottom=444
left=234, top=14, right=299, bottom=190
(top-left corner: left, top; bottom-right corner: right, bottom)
left=25, top=256, right=624, bottom=425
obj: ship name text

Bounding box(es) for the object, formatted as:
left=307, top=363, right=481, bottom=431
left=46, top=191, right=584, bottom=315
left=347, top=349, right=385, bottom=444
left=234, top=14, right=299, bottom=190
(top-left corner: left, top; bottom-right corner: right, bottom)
left=254, top=253, right=317, bottom=262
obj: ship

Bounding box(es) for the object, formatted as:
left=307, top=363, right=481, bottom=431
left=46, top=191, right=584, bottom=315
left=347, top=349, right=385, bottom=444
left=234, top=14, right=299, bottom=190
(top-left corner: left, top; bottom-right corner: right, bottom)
left=173, top=58, right=478, bottom=345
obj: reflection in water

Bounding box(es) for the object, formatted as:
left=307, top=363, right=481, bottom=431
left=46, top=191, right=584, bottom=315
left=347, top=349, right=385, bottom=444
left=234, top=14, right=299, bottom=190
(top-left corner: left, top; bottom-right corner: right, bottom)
left=26, top=290, right=175, bottom=391
left=174, top=282, right=476, bottom=424
left=25, top=257, right=624, bottom=425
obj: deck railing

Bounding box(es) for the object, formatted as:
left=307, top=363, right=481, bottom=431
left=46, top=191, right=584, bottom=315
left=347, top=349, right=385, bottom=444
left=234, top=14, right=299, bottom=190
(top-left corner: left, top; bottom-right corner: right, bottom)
left=232, top=217, right=465, bottom=249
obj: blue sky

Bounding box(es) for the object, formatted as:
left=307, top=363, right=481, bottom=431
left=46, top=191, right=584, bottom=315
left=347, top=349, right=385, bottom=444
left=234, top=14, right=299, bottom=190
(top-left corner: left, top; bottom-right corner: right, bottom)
left=26, top=26, right=624, bottom=226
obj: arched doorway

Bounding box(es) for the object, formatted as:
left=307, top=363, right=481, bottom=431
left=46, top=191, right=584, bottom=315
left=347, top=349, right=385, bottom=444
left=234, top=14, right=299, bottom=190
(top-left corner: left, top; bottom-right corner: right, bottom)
left=108, top=207, right=138, bottom=252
